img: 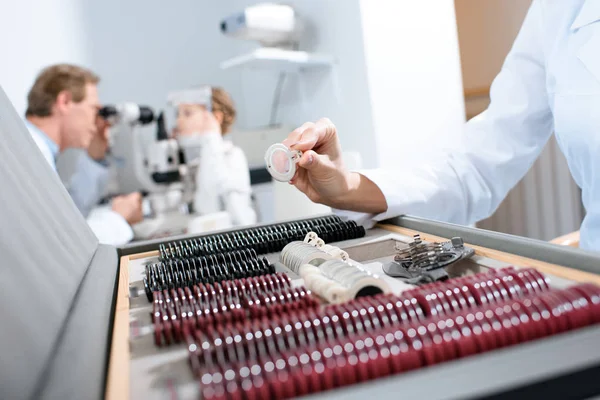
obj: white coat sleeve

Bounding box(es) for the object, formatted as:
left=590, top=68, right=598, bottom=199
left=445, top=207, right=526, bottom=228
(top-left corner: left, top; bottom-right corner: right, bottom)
left=193, top=132, right=257, bottom=226
left=345, top=0, right=554, bottom=226
left=86, top=205, right=134, bottom=246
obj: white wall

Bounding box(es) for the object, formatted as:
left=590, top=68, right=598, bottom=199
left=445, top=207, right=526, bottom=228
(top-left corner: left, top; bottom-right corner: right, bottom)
left=359, top=0, right=465, bottom=167
left=79, top=0, right=239, bottom=114
left=0, top=0, right=90, bottom=115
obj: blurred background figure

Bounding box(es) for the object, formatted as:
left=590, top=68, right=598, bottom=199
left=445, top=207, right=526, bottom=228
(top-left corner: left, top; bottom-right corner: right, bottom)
left=172, top=86, right=257, bottom=227
left=24, top=64, right=143, bottom=245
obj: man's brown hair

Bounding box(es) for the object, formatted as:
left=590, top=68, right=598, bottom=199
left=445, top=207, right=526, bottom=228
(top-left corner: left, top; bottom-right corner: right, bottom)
left=26, top=64, right=100, bottom=117
left=211, top=86, right=236, bottom=134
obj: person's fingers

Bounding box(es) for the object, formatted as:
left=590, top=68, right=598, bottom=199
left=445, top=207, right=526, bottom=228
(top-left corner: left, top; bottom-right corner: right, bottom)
left=296, top=150, right=317, bottom=169
left=291, top=149, right=332, bottom=186
left=291, top=168, right=321, bottom=204
left=288, top=125, right=318, bottom=151
left=289, top=169, right=299, bottom=184
left=297, top=149, right=334, bottom=175
left=289, top=118, right=336, bottom=152
left=101, top=123, right=111, bottom=140
left=290, top=168, right=309, bottom=193
left=96, top=115, right=109, bottom=131
left=282, top=122, right=314, bottom=148
left=129, top=192, right=142, bottom=203
left=289, top=165, right=306, bottom=185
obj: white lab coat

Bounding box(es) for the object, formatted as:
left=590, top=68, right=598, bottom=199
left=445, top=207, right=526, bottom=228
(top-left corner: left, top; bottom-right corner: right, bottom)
left=340, top=0, right=600, bottom=252
left=27, top=123, right=134, bottom=245
left=190, top=132, right=256, bottom=227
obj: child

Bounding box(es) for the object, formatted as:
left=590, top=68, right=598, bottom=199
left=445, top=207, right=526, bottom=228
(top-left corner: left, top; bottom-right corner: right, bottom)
left=172, top=86, right=256, bottom=227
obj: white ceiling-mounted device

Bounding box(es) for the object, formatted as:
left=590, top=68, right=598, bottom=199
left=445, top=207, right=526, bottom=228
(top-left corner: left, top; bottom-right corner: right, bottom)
left=220, top=3, right=302, bottom=48
left=219, top=3, right=334, bottom=72
left=219, top=3, right=338, bottom=124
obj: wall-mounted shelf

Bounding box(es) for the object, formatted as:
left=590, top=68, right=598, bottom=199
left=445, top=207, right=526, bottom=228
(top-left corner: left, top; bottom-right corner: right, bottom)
left=220, top=47, right=335, bottom=72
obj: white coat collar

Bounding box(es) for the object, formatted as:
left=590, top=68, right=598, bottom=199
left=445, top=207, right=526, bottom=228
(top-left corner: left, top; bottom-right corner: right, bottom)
left=571, top=0, right=600, bottom=30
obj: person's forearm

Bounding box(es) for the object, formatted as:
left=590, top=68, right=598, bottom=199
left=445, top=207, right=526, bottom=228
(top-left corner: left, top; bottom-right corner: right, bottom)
left=335, top=172, right=388, bottom=214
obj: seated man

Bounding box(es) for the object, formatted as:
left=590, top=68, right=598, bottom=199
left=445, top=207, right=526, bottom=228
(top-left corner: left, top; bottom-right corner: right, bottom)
left=54, top=113, right=112, bottom=219
left=24, top=63, right=142, bottom=245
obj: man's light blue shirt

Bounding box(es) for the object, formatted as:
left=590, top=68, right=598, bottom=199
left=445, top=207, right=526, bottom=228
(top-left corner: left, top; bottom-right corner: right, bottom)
left=25, top=120, right=59, bottom=171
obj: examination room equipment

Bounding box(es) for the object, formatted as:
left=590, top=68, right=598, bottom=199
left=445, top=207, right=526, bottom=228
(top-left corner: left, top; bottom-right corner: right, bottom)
left=101, top=86, right=236, bottom=240
left=102, top=102, right=196, bottom=239
left=220, top=3, right=302, bottom=47
left=2, top=84, right=600, bottom=400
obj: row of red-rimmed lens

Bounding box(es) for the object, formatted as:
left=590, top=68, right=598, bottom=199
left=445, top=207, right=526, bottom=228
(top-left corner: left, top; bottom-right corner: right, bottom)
left=188, top=294, right=420, bottom=367
left=152, top=273, right=320, bottom=346
left=195, top=283, right=600, bottom=400
left=186, top=267, right=550, bottom=365
left=406, top=267, right=550, bottom=316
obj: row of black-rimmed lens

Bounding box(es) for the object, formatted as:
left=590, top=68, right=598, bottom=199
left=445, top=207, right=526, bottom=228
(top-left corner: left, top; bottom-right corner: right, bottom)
left=188, top=267, right=548, bottom=368
left=193, top=282, right=600, bottom=400
left=143, top=248, right=275, bottom=301
left=152, top=274, right=320, bottom=346
left=158, top=215, right=366, bottom=261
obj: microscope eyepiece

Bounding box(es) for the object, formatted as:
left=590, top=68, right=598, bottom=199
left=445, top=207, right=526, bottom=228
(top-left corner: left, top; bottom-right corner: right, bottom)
left=98, top=103, right=155, bottom=125
left=98, top=105, right=118, bottom=119
left=138, top=106, right=155, bottom=124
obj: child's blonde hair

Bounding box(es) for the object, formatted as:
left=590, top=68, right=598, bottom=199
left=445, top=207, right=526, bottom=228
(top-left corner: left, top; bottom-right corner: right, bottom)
left=211, top=87, right=236, bottom=134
